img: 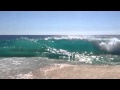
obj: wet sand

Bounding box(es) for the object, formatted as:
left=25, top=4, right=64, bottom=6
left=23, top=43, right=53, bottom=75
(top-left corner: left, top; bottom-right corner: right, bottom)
left=28, top=64, right=120, bottom=79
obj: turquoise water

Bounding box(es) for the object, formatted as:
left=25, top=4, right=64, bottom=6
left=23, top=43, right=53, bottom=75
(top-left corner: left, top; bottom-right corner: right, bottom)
left=1, top=35, right=120, bottom=78
left=0, top=35, right=120, bottom=65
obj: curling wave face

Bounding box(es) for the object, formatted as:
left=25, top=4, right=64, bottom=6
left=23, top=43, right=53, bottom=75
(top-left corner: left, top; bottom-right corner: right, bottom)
left=0, top=35, right=120, bottom=64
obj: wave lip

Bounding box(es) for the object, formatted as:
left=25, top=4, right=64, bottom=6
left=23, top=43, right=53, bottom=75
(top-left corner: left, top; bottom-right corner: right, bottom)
left=1, top=36, right=120, bottom=62
left=99, top=38, right=120, bottom=54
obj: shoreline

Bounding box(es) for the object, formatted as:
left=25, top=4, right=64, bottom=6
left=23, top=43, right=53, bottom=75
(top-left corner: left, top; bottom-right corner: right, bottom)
left=28, top=64, right=120, bottom=79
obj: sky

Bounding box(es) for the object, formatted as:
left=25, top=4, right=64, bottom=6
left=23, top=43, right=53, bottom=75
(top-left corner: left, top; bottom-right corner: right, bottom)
left=0, top=11, right=120, bottom=35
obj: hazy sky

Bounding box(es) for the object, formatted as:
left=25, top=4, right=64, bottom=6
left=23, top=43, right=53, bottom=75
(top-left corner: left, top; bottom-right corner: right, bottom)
left=0, top=11, right=120, bottom=35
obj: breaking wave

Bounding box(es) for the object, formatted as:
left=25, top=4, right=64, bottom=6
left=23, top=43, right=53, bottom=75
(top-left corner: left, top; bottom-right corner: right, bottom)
left=0, top=35, right=120, bottom=61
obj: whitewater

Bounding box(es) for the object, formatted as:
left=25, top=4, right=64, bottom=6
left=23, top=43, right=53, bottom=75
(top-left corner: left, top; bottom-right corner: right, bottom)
left=1, top=35, right=120, bottom=78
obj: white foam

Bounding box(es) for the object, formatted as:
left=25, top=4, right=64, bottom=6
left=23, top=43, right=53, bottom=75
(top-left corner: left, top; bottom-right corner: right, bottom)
left=44, top=35, right=94, bottom=40
left=19, top=37, right=38, bottom=43
left=12, top=61, right=22, bottom=65
left=43, top=35, right=116, bottom=41
left=39, top=64, right=72, bottom=74
left=99, top=38, right=120, bottom=52
left=46, top=46, right=96, bottom=63
left=15, top=72, right=33, bottom=79
left=47, top=47, right=71, bottom=56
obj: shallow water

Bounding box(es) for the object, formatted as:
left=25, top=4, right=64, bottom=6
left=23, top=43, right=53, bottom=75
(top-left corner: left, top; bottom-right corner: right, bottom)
left=1, top=35, right=120, bottom=78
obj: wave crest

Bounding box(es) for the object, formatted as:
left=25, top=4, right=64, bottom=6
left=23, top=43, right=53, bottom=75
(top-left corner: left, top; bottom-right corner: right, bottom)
left=98, top=38, right=120, bottom=54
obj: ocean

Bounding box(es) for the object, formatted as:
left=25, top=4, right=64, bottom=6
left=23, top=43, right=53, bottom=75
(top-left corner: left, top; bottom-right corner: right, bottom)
left=0, top=35, right=120, bottom=78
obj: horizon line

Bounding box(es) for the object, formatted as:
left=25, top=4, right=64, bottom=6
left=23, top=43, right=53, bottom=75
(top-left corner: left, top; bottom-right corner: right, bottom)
left=0, top=34, right=120, bottom=36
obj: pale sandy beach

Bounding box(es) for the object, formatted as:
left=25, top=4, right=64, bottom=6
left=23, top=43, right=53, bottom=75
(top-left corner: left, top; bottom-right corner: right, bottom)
left=23, top=64, right=120, bottom=79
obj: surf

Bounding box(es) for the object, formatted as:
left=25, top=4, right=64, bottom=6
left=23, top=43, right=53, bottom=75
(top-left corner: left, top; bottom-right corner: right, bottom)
left=0, top=35, right=120, bottom=58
